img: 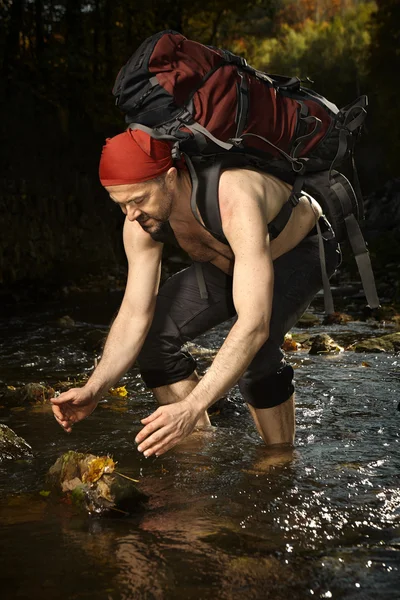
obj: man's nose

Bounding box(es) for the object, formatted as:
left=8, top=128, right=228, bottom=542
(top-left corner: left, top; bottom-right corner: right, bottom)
left=125, top=204, right=141, bottom=222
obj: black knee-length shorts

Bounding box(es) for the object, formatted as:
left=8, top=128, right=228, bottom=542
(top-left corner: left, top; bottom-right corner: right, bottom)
left=137, top=230, right=340, bottom=409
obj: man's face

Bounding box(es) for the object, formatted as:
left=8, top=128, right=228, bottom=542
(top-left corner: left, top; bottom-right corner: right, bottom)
left=106, top=174, right=174, bottom=239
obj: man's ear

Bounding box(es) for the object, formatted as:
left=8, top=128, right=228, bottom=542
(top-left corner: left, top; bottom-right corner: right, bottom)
left=165, top=167, right=178, bottom=186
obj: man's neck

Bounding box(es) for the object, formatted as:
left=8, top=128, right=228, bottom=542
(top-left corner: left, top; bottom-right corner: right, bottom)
left=170, top=169, right=193, bottom=225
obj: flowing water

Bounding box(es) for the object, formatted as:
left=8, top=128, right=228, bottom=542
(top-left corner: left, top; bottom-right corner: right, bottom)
left=0, top=289, right=399, bottom=600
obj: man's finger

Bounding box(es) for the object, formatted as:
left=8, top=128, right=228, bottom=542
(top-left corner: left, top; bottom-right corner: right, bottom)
left=135, top=416, right=162, bottom=444
left=143, top=433, right=177, bottom=458
left=151, top=436, right=179, bottom=457
left=140, top=409, right=162, bottom=425
left=137, top=425, right=168, bottom=453
left=50, top=390, right=76, bottom=404
left=52, top=404, right=68, bottom=422
left=53, top=412, right=72, bottom=431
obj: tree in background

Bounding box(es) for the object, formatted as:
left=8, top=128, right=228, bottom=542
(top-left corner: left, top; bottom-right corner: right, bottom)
left=0, top=0, right=398, bottom=285
left=231, top=1, right=375, bottom=107
left=368, top=0, right=400, bottom=176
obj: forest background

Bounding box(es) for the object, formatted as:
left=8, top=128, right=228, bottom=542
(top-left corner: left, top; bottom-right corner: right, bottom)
left=1, top=0, right=399, bottom=294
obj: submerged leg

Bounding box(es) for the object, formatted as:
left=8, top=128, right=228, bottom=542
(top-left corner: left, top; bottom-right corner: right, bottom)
left=247, top=394, right=295, bottom=446
left=152, top=372, right=211, bottom=428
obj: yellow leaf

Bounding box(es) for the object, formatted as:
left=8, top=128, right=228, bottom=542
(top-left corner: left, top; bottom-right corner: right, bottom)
left=109, top=386, right=128, bottom=398
left=82, top=456, right=116, bottom=484
left=7, top=385, right=16, bottom=391
left=39, top=490, right=51, bottom=497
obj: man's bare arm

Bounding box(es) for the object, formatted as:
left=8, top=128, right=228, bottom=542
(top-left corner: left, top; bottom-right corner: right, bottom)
left=184, top=171, right=274, bottom=410
left=85, top=219, right=163, bottom=396
left=135, top=171, right=275, bottom=455
left=51, top=218, right=162, bottom=431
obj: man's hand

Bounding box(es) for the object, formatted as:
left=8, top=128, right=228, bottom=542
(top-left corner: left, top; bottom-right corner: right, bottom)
left=51, top=387, right=99, bottom=433
left=135, top=401, right=199, bottom=457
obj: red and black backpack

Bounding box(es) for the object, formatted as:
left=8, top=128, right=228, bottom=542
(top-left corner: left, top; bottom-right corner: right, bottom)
left=112, top=30, right=379, bottom=312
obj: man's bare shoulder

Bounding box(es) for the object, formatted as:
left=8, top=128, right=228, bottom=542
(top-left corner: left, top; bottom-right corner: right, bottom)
left=219, top=168, right=266, bottom=203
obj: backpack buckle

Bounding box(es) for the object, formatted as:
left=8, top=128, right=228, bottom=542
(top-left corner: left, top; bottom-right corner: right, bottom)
left=229, top=138, right=243, bottom=147
left=171, top=143, right=181, bottom=160
left=289, top=193, right=301, bottom=207
left=292, top=158, right=308, bottom=174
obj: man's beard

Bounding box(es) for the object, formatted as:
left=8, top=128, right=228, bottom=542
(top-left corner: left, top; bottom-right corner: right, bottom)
left=144, top=220, right=171, bottom=241
left=137, top=185, right=173, bottom=240
left=137, top=212, right=170, bottom=240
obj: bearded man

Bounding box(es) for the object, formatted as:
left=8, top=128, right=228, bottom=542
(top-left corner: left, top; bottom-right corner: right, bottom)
left=51, top=129, right=339, bottom=456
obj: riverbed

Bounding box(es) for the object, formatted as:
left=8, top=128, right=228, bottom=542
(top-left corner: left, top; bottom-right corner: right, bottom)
left=0, top=290, right=399, bottom=599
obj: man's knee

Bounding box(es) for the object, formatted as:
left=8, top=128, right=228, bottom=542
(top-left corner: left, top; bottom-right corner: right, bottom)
left=137, top=315, right=196, bottom=389
left=239, top=363, right=294, bottom=409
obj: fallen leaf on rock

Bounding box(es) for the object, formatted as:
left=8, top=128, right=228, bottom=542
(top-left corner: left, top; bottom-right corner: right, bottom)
left=309, top=334, right=344, bottom=355
left=82, top=456, right=116, bottom=484
left=282, top=334, right=300, bottom=352
left=96, top=478, right=114, bottom=503
left=109, top=386, right=128, bottom=398
left=361, top=361, right=371, bottom=367
left=62, top=477, right=83, bottom=492
left=47, top=451, right=147, bottom=515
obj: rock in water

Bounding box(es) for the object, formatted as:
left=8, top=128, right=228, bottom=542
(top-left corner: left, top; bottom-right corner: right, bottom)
left=4, top=383, right=55, bottom=406
left=354, top=332, right=400, bottom=353
left=46, top=451, right=147, bottom=515
left=323, top=312, right=353, bottom=325
left=0, top=424, right=33, bottom=461
left=309, top=334, right=344, bottom=355
left=296, top=312, right=321, bottom=328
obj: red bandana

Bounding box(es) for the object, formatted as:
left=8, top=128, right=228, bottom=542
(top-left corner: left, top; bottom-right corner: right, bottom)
left=99, top=129, right=174, bottom=186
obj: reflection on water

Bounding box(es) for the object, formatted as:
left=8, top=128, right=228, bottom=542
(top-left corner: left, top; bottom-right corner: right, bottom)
left=0, top=296, right=399, bottom=599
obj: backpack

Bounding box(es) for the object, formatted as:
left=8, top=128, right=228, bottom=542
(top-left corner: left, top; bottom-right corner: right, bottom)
left=112, top=30, right=379, bottom=313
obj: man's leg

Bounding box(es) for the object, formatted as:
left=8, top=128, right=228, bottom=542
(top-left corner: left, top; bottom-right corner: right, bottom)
left=152, top=372, right=211, bottom=427
left=137, top=262, right=236, bottom=425
left=248, top=395, right=295, bottom=446
left=240, top=234, right=340, bottom=446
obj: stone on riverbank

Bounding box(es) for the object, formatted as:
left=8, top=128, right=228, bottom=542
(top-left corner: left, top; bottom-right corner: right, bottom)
left=4, top=383, right=55, bottom=406
left=354, top=332, right=400, bottom=353
left=309, top=334, right=344, bottom=355
left=56, top=315, right=75, bottom=328
left=296, top=312, right=321, bottom=328
left=0, top=424, right=33, bottom=461
left=323, top=312, right=353, bottom=325
left=46, top=451, right=148, bottom=515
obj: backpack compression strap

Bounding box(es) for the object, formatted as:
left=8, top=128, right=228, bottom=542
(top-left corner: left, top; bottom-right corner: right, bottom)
left=331, top=180, right=380, bottom=309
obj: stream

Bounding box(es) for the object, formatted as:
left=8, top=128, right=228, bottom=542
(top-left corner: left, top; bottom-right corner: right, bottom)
left=0, top=288, right=399, bottom=599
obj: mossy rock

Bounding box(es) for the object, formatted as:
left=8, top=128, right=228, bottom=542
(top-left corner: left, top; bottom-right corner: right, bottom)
left=46, top=451, right=148, bottom=515
left=309, top=334, right=344, bottom=355
left=3, top=383, right=55, bottom=406
left=323, top=312, right=353, bottom=325
left=56, top=315, right=75, bottom=328
left=291, top=333, right=313, bottom=347
left=354, top=332, right=400, bottom=353
left=295, top=312, right=321, bottom=328
left=0, top=424, right=33, bottom=462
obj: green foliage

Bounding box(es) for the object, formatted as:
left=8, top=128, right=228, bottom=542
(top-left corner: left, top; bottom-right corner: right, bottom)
left=232, top=2, right=376, bottom=106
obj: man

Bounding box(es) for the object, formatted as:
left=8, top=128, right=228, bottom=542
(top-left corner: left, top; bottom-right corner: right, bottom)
left=51, top=129, right=339, bottom=456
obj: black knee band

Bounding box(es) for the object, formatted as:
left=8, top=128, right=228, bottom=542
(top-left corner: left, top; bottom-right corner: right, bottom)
left=138, top=350, right=197, bottom=389
left=239, top=364, right=294, bottom=409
